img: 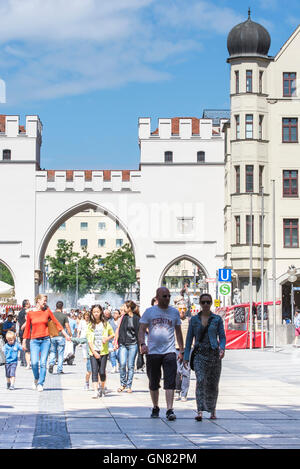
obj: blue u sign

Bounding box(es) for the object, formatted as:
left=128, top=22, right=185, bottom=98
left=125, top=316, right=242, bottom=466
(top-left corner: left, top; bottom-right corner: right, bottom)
left=218, top=269, right=232, bottom=282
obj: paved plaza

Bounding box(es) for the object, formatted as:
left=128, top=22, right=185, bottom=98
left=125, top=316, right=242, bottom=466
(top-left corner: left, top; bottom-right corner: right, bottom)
left=1, top=345, right=300, bottom=449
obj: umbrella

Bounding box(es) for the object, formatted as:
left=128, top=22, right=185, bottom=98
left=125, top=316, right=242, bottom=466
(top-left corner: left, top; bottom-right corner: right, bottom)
left=0, top=280, right=14, bottom=296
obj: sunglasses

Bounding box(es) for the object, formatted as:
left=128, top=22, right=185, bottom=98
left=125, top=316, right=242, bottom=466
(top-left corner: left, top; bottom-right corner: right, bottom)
left=201, top=300, right=212, bottom=305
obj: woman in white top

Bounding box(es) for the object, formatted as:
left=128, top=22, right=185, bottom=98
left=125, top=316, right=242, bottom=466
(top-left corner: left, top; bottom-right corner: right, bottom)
left=77, top=311, right=92, bottom=389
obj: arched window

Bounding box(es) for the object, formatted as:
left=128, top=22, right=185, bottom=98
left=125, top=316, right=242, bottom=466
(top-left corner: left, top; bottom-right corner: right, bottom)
left=3, top=149, right=11, bottom=160
left=197, top=151, right=205, bottom=163
left=164, top=151, right=173, bottom=163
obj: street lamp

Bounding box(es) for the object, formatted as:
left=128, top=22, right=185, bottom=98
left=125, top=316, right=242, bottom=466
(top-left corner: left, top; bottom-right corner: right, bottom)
left=75, top=259, right=79, bottom=308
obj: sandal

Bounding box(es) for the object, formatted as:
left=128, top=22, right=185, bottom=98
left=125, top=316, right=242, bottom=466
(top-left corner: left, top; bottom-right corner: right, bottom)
left=126, top=388, right=133, bottom=393
left=117, top=386, right=126, bottom=393
left=210, top=414, right=217, bottom=420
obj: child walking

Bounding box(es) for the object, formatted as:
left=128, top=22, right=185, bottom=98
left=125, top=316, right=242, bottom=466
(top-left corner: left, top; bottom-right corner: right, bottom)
left=4, top=331, right=23, bottom=390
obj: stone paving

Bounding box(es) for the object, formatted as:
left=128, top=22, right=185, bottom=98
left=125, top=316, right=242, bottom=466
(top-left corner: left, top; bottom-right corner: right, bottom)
left=1, top=345, right=300, bottom=449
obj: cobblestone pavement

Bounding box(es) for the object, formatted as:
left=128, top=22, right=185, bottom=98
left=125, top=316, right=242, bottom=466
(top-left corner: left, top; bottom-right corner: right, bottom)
left=1, top=345, right=300, bottom=449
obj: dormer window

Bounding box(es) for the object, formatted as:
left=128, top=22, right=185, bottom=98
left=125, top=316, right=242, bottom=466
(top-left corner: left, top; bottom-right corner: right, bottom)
left=164, top=151, right=173, bottom=163
left=3, top=149, right=11, bottom=160
left=197, top=151, right=205, bottom=163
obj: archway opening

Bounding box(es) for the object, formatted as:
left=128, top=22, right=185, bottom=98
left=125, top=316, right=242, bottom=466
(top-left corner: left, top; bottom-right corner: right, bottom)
left=39, top=203, right=138, bottom=310
left=160, top=256, right=208, bottom=306
left=0, top=261, right=15, bottom=308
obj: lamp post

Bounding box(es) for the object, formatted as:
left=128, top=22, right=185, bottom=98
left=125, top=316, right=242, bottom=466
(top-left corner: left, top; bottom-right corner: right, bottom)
left=75, top=259, right=79, bottom=308
left=260, top=186, right=264, bottom=350
left=272, top=179, right=276, bottom=352
left=249, top=193, right=253, bottom=350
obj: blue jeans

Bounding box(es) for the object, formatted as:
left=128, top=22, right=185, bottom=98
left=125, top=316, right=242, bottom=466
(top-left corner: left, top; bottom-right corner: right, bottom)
left=49, top=336, right=66, bottom=373
left=30, top=337, right=51, bottom=386
left=119, top=343, right=138, bottom=389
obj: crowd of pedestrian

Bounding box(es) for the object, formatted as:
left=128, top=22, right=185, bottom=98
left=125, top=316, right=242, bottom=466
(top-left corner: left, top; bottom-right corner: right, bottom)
left=0, top=288, right=228, bottom=421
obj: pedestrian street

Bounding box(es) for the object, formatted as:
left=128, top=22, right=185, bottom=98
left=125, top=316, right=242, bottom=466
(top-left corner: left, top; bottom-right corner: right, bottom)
left=1, top=345, right=300, bottom=450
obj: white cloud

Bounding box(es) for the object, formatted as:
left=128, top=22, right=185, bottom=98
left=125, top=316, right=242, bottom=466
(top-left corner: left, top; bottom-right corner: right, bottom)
left=0, top=0, right=243, bottom=104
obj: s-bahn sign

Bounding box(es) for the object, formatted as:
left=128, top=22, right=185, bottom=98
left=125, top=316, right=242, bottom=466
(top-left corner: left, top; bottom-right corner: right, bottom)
left=219, top=282, right=231, bottom=296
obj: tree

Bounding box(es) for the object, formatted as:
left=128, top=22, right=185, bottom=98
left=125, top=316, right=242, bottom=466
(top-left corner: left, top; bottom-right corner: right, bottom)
left=45, top=240, right=99, bottom=301
left=0, top=263, right=14, bottom=286
left=97, top=243, right=136, bottom=296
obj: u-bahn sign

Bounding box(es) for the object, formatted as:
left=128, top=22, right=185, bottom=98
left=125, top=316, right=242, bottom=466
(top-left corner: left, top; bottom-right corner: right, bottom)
left=218, top=269, right=232, bottom=282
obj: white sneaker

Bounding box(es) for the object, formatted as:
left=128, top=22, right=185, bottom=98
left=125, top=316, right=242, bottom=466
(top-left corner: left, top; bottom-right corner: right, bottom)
left=92, top=391, right=99, bottom=399
left=175, top=392, right=181, bottom=401
left=32, top=380, right=38, bottom=390
left=111, top=367, right=116, bottom=373
left=26, top=365, right=31, bottom=370
left=37, top=384, right=43, bottom=392
left=181, top=396, right=188, bottom=402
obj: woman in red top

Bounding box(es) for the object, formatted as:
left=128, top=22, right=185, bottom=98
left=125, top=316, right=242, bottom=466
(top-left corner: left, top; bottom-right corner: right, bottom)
left=22, top=294, right=71, bottom=391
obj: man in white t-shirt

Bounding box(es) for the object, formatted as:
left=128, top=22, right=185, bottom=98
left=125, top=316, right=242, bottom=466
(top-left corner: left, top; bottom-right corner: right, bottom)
left=139, top=287, right=184, bottom=421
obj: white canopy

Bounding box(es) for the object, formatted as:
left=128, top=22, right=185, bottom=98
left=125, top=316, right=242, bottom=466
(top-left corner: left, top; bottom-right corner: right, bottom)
left=0, top=280, right=14, bottom=296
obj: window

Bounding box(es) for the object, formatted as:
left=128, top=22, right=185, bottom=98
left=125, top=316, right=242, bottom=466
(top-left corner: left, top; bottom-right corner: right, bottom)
left=259, top=215, right=265, bottom=242
left=282, top=118, right=298, bottom=142
left=80, top=222, right=88, bottom=231
left=98, top=222, right=106, bottom=230
left=283, top=73, right=296, bottom=97
left=246, top=165, right=254, bottom=193
left=116, top=221, right=121, bottom=230
left=235, top=216, right=241, bottom=245
left=246, top=215, right=254, bottom=245
left=80, top=239, right=88, bottom=248
left=197, top=151, right=205, bottom=163
left=235, top=166, right=240, bottom=193
left=235, top=115, right=240, bottom=139
left=3, top=149, right=11, bottom=160
left=177, top=217, right=193, bottom=234
left=284, top=219, right=298, bottom=248
left=58, top=222, right=66, bottom=230
left=259, top=166, right=264, bottom=191
left=245, top=114, right=253, bottom=139
left=283, top=170, right=298, bottom=197
left=116, top=239, right=123, bottom=247
left=259, top=71, right=263, bottom=94
left=235, top=70, right=239, bottom=94
left=259, top=115, right=263, bottom=140
left=98, top=239, right=106, bottom=247
left=164, top=151, right=173, bottom=163
left=246, top=70, right=253, bottom=92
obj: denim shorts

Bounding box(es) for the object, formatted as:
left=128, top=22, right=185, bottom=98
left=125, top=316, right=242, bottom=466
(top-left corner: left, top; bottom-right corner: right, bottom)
left=86, top=357, right=92, bottom=372
left=5, top=362, right=17, bottom=378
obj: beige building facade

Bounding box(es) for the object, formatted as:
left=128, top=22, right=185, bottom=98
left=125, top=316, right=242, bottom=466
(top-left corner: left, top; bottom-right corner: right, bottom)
left=46, top=208, right=130, bottom=259
left=224, top=13, right=300, bottom=329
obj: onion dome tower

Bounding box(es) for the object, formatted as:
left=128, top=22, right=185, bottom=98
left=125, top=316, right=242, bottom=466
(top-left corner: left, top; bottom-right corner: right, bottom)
left=227, top=8, right=271, bottom=58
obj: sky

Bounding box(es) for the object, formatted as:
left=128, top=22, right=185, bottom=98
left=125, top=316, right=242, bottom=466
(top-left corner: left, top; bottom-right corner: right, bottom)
left=1, top=0, right=300, bottom=170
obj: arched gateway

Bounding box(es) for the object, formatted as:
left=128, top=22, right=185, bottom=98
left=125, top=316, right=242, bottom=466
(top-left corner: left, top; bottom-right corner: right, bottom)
left=0, top=113, right=227, bottom=312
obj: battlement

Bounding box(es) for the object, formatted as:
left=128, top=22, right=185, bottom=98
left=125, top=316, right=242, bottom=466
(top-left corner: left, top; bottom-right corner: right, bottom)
left=138, top=117, right=228, bottom=140
left=0, top=115, right=42, bottom=138
left=36, top=169, right=141, bottom=192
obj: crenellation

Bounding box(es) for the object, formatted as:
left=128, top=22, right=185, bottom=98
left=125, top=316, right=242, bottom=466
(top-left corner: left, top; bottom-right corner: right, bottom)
left=139, top=116, right=221, bottom=140
left=36, top=170, right=141, bottom=192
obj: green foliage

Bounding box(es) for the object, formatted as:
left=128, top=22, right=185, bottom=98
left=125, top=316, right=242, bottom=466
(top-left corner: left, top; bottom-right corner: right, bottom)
left=0, top=263, right=14, bottom=286
left=98, top=243, right=136, bottom=295
left=45, top=240, right=136, bottom=298
left=45, top=240, right=99, bottom=298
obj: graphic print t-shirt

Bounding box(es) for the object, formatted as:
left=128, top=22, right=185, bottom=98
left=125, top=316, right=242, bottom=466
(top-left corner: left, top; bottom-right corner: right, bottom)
left=94, top=323, right=104, bottom=351
left=140, top=306, right=181, bottom=355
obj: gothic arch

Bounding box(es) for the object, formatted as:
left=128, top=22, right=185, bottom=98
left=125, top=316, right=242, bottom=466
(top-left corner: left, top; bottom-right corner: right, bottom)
left=158, top=254, right=209, bottom=287
left=36, top=200, right=138, bottom=272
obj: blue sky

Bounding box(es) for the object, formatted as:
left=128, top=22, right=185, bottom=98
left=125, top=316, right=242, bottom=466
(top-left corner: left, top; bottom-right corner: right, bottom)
left=0, top=0, right=299, bottom=170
